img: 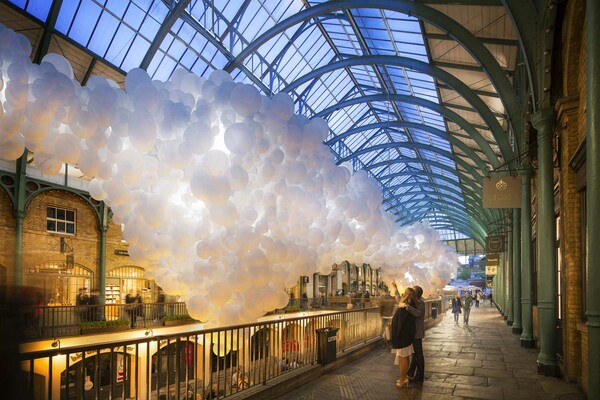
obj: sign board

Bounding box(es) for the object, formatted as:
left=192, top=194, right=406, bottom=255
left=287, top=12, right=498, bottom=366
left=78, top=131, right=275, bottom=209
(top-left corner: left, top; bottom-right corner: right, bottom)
left=485, top=265, right=498, bottom=276
left=114, top=249, right=129, bottom=256
left=486, top=236, right=505, bottom=253
left=483, top=176, right=522, bottom=208
left=485, top=253, right=500, bottom=276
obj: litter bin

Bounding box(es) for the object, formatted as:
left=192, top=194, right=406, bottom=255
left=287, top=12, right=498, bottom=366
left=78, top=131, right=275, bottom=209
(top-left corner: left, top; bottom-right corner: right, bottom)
left=316, top=327, right=339, bottom=364
left=431, top=306, right=438, bottom=319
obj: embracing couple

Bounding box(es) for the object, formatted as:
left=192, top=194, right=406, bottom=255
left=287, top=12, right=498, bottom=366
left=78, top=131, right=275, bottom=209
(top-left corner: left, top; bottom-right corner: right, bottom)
left=390, top=281, right=425, bottom=389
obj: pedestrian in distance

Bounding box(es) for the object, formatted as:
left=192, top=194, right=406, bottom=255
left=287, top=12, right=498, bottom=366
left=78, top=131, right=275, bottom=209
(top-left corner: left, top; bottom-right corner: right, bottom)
left=463, top=292, right=473, bottom=324
left=451, top=294, right=462, bottom=324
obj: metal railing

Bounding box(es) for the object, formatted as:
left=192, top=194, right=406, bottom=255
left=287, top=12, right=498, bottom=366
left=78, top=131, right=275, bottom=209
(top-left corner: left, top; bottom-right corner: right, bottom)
left=22, top=296, right=449, bottom=341
left=18, top=307, right=382, bottom=400
left=22, top=302, right=189, bottom=340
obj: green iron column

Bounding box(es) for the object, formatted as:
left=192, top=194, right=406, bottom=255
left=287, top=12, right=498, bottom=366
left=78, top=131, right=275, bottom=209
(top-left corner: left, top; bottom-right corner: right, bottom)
left=98, top=202, right=109, bottom=318
left=520, top=167, right=535, bottom=347
left=512, top=208, right=522, bottom=334
left=14, top=152, right=28, bottom=289
left=498, top=253, right=504, bottom=314
left=507, top=217, right=514, bottom=325
left=531, top=108, right=558, bottom=376
left=587, top=0, right=600, bottom=396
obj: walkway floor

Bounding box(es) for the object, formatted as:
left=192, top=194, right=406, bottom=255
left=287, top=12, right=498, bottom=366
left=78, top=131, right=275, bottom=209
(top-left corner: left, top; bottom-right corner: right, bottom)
left=274, top=303, right=585, bottom=400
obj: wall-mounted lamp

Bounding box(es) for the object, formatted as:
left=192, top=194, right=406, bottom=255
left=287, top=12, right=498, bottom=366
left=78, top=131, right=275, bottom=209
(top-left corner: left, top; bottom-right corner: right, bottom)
left=51, top=338, right=61, bottom=348
left=144, top=329, right=153, bottom=337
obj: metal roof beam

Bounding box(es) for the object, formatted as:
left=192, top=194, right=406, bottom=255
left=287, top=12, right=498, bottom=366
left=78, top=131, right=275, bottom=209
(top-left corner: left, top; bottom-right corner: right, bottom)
left=326, top=120, right=489, bottom=171
left=336, top=142, right=485, bottom=183
left=33, top=0, right=63, bottom=64
left=437, top=82, right=501, bottom=99
left=500, top=0, right=540, bottom=109
left=388, top=190, right=496, bottom=228
left=395, top=206, right=486, bottom=240
left=316, top=93, right=500, bottom=168
left=224, top=0, right=522, bottom=157
left=282, top=55, right=512, bottom=160
left=442, top=102, right=506, bottom=119
left=395, top=207, right=487, bottom=238
left=424, top=32, right=519, bottom=47
left=139, top=0, right=192, bottom=70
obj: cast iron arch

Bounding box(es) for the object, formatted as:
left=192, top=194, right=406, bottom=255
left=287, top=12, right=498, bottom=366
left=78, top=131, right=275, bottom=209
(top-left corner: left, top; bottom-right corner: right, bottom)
left=315, top=94, right=501, bottom=167
left=283, top=55, right=512, bottom=160
left=224, top=0, right=521, bottom=156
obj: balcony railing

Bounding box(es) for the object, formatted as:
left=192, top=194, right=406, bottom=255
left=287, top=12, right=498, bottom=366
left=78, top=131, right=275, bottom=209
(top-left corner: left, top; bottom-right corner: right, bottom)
left=18, top=307, right=383, bottom=400
left=21, top=296, right=449, bottom=340
left=22, top=302, right=189, bottom=340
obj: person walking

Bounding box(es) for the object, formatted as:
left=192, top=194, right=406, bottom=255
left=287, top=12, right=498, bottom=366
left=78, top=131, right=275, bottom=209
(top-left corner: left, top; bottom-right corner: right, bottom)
left=390, top=284, right=416, bottom=389
left=463, top=292, right=473, bottom=324
left=399, top=285, right=425, bottom=384
left=451, top=294, right=462, bottom=324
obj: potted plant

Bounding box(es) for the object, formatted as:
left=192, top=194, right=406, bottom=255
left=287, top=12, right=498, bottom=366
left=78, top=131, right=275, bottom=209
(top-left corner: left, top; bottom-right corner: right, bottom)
left=162, top=314, right=197, bottom=326
left=80, top=319, right=130, bottom=334
left=284, top=305, right=301, bottom=313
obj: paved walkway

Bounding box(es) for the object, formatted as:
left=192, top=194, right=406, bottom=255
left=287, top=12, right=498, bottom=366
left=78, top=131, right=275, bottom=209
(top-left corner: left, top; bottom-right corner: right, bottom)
left=274, top=303, right=585, bottom=400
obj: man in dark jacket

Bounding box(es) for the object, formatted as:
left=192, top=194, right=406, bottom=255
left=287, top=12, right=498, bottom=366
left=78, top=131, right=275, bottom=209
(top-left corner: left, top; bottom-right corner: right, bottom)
left=402, top=285, right=425, bottom=383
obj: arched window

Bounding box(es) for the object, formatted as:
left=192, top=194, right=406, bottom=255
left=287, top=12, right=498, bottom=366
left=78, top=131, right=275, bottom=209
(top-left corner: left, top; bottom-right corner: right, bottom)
left=26, top=262, right=93, bottom=306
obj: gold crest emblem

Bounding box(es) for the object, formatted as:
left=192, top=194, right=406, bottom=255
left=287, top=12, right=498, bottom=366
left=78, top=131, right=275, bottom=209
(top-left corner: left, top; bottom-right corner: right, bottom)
left=495, top=179, right=507, bottom=191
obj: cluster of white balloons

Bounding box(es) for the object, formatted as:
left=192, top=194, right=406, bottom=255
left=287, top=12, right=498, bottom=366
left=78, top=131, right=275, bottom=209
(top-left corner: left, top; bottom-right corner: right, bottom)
left=0, top=25, right=457, bottom=326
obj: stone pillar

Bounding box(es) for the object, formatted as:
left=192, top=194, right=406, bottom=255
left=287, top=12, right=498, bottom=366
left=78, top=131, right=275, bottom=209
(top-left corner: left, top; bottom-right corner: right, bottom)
left=513, top=208, right=522, bottom=334
left=531, top=108, right=558, bottom=376
left=520, top=167, right=535, bottom=347
left=587, top=0, right=600, bottom=395
left=507, top=216, right=514, bottom=325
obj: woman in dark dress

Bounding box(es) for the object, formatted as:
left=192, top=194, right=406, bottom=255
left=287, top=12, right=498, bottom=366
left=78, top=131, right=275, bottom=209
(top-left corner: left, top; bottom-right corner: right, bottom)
left=391, top=287, right=416, bottom=388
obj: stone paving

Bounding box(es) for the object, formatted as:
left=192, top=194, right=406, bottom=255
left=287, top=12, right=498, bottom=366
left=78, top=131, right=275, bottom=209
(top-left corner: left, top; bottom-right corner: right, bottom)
left=274, top=303, right=585, bottom=400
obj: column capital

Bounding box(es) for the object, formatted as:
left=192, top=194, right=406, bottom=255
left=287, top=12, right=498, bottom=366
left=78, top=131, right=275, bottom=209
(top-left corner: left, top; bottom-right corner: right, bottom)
left=530, top=108, right=555, bottom=131
left=520, top=165, right=533, bottom=179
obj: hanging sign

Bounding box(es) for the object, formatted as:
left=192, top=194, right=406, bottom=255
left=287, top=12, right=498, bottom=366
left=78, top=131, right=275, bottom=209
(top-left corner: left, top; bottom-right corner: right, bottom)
left=486, top=236, right=505, bottom=253
left=485, top=253, right=500, bottom=276
left=483, top=176, right=522, bottom=208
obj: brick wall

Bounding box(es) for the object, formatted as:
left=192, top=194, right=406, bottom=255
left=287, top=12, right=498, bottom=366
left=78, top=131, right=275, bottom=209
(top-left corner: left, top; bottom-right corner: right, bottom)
left=0, top=188, right=16, bottom=286
left=556, top=98, right=582, bottom=381
left=556, top=0, right=587, bottom=388
left=0, top=186, right=134, bottom=291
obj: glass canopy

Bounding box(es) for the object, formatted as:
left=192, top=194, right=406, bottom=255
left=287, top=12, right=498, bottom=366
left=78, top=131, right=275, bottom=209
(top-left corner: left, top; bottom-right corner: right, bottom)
left=2, top=0, right=519, bottom=242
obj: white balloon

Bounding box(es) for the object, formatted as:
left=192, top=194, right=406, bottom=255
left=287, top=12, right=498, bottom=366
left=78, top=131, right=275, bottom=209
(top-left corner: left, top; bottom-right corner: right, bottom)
left=88, top=178, right=107, bottom=200
left=202, top=150, right=229, bottom=176
left=41, top=53, right=74, bottom=80
left=190, top=169, right=231, bottom=203
left=224, top=122, right=255, bottom=154
left=0, top=133, right=25, bottom=160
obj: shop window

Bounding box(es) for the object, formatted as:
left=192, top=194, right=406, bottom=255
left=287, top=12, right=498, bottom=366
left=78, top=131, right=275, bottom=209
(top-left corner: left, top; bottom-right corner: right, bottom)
left=47, top=206, right=76, bottom=235
left=60, top=352, right=130, bottom=400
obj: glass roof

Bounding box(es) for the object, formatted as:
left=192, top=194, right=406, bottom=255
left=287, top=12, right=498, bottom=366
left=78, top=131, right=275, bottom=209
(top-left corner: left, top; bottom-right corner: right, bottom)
left=2, top=0, right=521, bottom=242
